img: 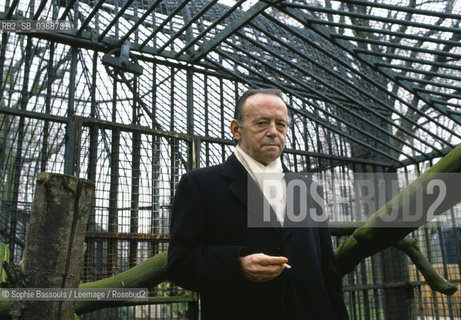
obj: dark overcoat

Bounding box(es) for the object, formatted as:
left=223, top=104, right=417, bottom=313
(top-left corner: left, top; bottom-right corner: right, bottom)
left=167, top=154, right=349, bottom=320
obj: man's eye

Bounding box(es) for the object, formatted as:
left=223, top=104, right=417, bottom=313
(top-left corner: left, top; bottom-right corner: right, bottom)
left=277, top=123, right=286, bottom=128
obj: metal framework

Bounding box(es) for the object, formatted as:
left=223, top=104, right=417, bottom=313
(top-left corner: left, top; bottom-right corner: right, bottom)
left=0, top=0, right=460, bottom=319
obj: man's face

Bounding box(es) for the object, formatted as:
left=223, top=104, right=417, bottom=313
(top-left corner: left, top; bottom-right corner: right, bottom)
left=231, top=93, right=288, bottom=165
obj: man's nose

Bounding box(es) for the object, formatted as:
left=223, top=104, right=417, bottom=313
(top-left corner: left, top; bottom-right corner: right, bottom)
left=266, top=122, right=278, bottom=136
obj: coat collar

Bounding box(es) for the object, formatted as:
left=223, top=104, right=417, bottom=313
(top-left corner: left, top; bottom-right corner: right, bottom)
left=222, top=153, right=252, bottom=209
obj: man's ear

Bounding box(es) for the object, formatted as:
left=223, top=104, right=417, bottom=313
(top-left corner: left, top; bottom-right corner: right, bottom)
left=230, top=119, right=241, bottom=141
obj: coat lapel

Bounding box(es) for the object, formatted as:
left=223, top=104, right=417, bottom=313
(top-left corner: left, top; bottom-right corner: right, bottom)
left=222, top=154, right=249, bottom=208
left=222, top=154, right=282, bottom=231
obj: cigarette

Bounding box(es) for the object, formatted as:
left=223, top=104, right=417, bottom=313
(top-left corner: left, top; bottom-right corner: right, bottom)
left=284, top=263, right=292, bottom=269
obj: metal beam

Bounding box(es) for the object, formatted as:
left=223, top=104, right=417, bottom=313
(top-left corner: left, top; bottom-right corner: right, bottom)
left=139, top=0, right=191, bottom=50
left=32, top=0, right=48, bottom=20
left=414, top=88, right=461, bottom=100
left=59, top=0, right=78, bottom=21
left=5, top=0, right=19, bottom=19
left=176, top=0, right=246, bottom=58
left=374, top=63, right=461, bottom=82
left=352, top=49, right=461, bottom=72
left=398, top=146, right=454, bottom=167
left=332, top=34, right=461, bottom=61
left=396, top=76, right=461, bottom=91
left=0, top=106, right=68, bottom=123
left=293, top=16, right=461, bottom=48
left=189, top=0, right=282, bottom=62
left=26, top=30, right=109, bottom=51
left=154, top=0, right=219, bottom=54
left=281, top=2, right=461, bottom=34
left=119, top=0, right=163, bottom=45
left=77, top=0, right=106, bottom=35
left=329, top=0, right=461, bottom=19
left=98, top=0, right=136, bottom=41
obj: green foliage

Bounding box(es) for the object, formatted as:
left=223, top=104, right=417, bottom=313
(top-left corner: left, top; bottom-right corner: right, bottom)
left=0, top=244, right=9, bottom=284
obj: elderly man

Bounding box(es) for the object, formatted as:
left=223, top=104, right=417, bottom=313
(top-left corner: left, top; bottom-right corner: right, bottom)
left=167, top=88, right=349, bottom=320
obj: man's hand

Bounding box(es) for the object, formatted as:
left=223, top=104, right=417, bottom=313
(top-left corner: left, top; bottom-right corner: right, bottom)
left=240, top=253, right=289, bottom=283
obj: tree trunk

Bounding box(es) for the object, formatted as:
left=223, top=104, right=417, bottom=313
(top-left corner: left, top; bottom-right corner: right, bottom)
left=16, top=173, right=94, bottom=320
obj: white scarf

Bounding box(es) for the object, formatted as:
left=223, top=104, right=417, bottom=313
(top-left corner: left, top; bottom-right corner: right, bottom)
left=234, top=145, right=287, bottom=225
